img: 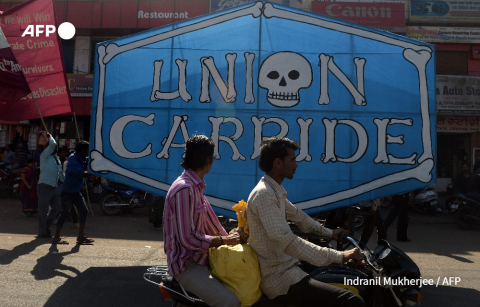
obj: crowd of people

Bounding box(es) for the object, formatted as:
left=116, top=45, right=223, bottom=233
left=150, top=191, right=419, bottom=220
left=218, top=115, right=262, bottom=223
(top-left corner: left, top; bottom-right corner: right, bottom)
left=1, top=132, right=93, bottom=245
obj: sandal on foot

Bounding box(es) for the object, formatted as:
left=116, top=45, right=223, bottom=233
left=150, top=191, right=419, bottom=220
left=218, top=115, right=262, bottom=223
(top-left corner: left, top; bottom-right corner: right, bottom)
left=52, top=238, right=69, bottom=245
left=76, top=237, right=95, bottom=245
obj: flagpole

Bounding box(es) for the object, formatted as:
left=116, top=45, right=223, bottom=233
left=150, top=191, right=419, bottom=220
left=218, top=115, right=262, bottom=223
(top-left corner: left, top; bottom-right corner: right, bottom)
left=71, top=106, right=94, bottom=217
left=32, top=95, right=49, bottom=133
left=73, top=110, right=81, bottom=140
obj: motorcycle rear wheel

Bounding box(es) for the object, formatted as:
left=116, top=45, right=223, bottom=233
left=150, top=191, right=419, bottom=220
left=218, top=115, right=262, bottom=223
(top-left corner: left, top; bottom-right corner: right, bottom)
left=455, top=206, right=475, bottom=230
left=101, top=194, right=125, bottom=216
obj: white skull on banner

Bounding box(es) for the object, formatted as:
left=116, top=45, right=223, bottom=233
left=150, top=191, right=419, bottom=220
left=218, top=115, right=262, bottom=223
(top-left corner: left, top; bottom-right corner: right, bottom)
left=259, top=52, right=313, bottom=108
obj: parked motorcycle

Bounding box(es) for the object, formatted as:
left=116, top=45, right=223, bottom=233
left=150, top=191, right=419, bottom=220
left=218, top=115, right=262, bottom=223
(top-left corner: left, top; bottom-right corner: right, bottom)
left=143, top=235, right=422, bottom=307
left=0, top=168, right=22, bottom=198
left=455, top=194, right=480, bottom=230
left=99, top=180, right=158, bottom=216
left=412, top=187, right=438, bottom=215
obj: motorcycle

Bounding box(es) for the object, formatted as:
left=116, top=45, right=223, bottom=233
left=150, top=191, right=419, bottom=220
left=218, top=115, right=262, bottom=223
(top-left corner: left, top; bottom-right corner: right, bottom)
left=99, top=180, right=158, bottom=216
left=0, top=168, right=22, bottom=198
left=412, top=187, right=438, bottom=215
left=455, top=193, right=480, bottom=230
left=143, top=235, right=422, bottom=307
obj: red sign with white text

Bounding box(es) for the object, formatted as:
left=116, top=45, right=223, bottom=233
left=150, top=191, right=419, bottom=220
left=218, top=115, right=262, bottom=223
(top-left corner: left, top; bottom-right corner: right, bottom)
left=312, top=1, right=405, bottom=33
left=0, top=28, right=31, bottom=113
left=0, top=0, right=72, bottom=121
left=54, top=0, right=208, bottom=29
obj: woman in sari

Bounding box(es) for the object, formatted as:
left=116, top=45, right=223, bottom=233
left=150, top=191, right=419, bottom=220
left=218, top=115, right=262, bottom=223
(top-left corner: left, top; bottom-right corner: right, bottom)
left=21, top=158, right=38, bottom=216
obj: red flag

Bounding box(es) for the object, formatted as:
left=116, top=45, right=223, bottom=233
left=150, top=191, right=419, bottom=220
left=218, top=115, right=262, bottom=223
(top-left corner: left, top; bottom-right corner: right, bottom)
left=0, top=0, right=73, bottom=121
left=0, top=27, right=31, bottom=113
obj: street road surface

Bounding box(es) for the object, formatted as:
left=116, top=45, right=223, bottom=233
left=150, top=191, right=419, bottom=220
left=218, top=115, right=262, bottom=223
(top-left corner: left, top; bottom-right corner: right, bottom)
left=1, top=197, right=479, bottom=307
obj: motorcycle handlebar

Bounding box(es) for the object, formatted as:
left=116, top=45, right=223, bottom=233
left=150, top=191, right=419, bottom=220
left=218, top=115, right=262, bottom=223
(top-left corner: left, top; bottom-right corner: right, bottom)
left=340, top=234, right=380, bottom=273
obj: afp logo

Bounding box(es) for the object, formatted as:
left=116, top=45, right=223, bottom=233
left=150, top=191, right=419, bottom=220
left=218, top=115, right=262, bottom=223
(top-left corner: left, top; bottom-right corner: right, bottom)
left=21, top=22, right=76, bottom=40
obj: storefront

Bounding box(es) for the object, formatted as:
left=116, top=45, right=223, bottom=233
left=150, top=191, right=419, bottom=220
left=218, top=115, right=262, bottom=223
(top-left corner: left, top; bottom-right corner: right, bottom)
left=435, top=75, right=480, bottom=189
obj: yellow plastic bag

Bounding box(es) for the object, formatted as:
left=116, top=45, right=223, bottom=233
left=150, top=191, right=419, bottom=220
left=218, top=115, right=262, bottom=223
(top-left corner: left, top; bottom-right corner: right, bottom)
left=209, top=200, right=261, bottom=307
left=209, top=244, right=262, bottom=307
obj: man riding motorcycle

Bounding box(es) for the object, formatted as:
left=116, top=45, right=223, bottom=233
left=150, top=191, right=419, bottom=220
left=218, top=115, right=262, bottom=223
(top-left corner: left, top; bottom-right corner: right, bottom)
left=247, top=137, right=365, bottom=307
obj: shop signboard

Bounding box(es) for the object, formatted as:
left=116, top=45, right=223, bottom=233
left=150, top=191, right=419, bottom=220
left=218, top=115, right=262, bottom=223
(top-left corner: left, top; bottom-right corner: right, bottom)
left=90, top=2, right=436, bottom=217
left=311, top=1, right=406, bottom=32
left=50, top=0, right=209, bottom=29
left=437, top=116, right=480, bottom=133
left=436, top=75, right=480, bottom=114
left=67, top=74, right=94, bottom=97
left=410, top=0, right=480, bottom=24
left=406, top=26, right=480, bottom=43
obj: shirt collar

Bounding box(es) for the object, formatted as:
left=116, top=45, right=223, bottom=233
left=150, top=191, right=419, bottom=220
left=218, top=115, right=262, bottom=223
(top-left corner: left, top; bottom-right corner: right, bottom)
left=184, top=169, right=206, bottom=189
left=264, top=174, right=287, bottom=200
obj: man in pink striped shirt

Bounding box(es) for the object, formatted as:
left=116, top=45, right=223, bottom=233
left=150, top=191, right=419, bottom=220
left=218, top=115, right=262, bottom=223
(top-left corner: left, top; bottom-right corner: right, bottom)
left=163, top=135, right=241, bottom=307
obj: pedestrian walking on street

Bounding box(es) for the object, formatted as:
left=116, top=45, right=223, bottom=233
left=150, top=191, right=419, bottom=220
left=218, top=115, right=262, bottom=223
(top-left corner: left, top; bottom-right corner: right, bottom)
left=52, top=141, right=93, bottom=245
left=37, top=132, right=63, bottom=239
left=384, top=192, right=412, bottom=242
left=359, top=198, right=387, bottom=249
left=58, top=147, right=79, bottom=227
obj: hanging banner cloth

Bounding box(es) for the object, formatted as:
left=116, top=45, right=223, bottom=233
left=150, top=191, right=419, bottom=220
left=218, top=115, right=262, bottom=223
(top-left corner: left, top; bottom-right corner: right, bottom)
left=0, top=27, right=31, bottom=113
left=89, top=2, right=436, bottom=218
left=0, top=0, right=72, bottom=121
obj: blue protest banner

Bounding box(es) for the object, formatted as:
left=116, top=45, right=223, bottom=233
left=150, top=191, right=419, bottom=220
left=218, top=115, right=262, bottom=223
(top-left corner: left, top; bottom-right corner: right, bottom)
left=89, top=1, right=436, bottom=218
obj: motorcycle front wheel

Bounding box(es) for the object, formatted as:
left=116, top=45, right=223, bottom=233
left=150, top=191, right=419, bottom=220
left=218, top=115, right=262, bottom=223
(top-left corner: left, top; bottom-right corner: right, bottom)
left=455, top=206, right=475, bottom=230
left=100, top=194, right=125, bottom=216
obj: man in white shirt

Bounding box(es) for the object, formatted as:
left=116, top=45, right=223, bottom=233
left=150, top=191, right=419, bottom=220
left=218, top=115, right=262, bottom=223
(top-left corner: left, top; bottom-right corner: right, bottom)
left=247, top=137, right=365, bottom=307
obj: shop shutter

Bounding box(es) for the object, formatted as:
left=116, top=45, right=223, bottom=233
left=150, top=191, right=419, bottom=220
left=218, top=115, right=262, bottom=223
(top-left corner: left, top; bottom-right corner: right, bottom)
left=436, top=51, right=468, bottom=75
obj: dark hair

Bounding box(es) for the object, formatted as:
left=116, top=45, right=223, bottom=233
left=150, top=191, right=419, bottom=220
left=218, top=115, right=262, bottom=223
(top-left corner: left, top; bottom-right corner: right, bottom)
left=180, top=135, right=215, bottom=171
left=75, top=140, right=90, bottom=154
left=258, top=137, right=300, bottom=173
left=26, top=158, right=35, bottom=164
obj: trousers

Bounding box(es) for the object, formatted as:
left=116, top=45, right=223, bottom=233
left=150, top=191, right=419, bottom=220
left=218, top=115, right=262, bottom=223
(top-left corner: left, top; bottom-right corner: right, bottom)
left=174, top=259, right=240, bottom=307
left=37, top=184, right=61, bottom=235
left=57, top=191, right=89, bottom=228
